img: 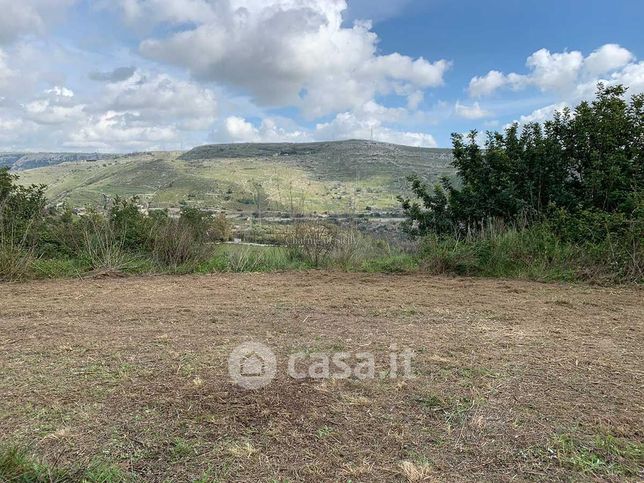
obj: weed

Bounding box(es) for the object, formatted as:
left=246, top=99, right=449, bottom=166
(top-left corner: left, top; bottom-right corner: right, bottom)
left=316, top=426, right=334, bottom=439
left=0, top=445, right=129, bottom=482
left=549, top=432, right=643, bottom=476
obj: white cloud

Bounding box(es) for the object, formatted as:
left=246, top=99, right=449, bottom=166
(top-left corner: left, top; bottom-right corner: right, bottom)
left=584, top=43, right=634, bottom=76
left=316, top=112, right=437, bottom=147
left=611, top=61, right=644, bottom=93
left=24, top=100, right=86, bottom=125
left=224, top=116, right=261, bottom=142
left=22, top=86, right=86, bottom=125
left=0, top=49, right=14, bottom=88
left=101, top=71, right=218, bottom=129
left=46, top=86, right=74, bottom=98
left=1, top=66, right=219, bottom=151
left=218, top=100, right=437, bottom=147
left=0, top=0, right=77, bottom=45
left=313, top=100, right=436, bottom=146
left=454, top=101, right=490, bottom=120
left=222, top=116, right=310, bottom=143
left=469, top=70, right=510, bottom=98
left=122, top=0, right=450, bottom=117
left=515, top=102, right=569, bottom=125
left=469, top=44, right=640, bottom=98
left=525, top=49, right=583, bottom=92
left=66, top=111, right=178, bottom=150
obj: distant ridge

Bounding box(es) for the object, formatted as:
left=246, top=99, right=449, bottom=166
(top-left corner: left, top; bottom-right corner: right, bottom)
left=14, top=140, right=455, bottom=213
left=1, top=152, right=115, bottom=171
left=181, top=139, right=451, bottom=161
left=180, top=139, right=453, bottom=182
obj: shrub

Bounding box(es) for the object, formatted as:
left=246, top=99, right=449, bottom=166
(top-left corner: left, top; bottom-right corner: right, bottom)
left=330, top=228, right=375, bottom=269
left=0, top=168, right=47, bottom=280
left=109, top=196, right=150, bottom=250
left=0, top=245, right=34, bottom=281
left=149, top=218, right=212, bottom=268
left=77, top=213, right=133, bottom=272
left=284, top=222, right=338, bottom=267
left=211, top=212, right=233, bottom=241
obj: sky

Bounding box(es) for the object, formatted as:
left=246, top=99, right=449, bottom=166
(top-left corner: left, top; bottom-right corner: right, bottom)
left=0, top=0, right=642, bottom=152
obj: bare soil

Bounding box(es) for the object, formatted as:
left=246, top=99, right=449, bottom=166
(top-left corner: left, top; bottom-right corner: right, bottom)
left=1, top=272, right=642, bottom=481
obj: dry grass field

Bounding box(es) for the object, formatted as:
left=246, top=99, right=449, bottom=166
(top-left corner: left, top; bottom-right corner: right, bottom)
left=1, top=272, right=642, bottom=481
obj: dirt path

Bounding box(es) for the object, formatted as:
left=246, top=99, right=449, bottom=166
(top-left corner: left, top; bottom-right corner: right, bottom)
left=1, top=272, right=642, bottom=481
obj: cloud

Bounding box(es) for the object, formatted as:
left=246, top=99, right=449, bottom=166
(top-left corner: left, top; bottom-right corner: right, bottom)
left=584, top=43, right=634, bottom=76
left=0, top=0, right=77, bottom=45
left=101, top=71, right=218, bottom=129
left=469, top=44, right=639, bottom=98
left=89, top=66, right=137, bottom=83
left=1, top=67, right=219, bottom=151
left=0, top=49, right=14, bottom=88
left=611, top=61, right=644, bottom=93
left=23, top=86, right=86, bottom=125
left=222, top=116, right=310, bottom=143
left=468, top=71, right=508, bottom=98
left=514, top=102, right=569, bottom=125
left=219, top=100, right=437, bottom=148
left=406, top=91, right=424, bottom=110
left=109, top=0, right=218, bottom=25
left=118, top=0, right=450, bottom=117
left=315, top=111, right=437, bottom=147
left=66, top=111, right=178, bottom=150
left=454, top=101, right=490, bottom=120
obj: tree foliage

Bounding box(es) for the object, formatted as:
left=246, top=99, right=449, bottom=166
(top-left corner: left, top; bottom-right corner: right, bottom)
left=0, top=168, right=47, bottom=247
left=401, top=85, right=644, bottom=239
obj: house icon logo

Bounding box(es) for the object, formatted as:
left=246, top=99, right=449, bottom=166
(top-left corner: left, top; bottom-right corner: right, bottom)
left=228, top=342, right=276, bottom=389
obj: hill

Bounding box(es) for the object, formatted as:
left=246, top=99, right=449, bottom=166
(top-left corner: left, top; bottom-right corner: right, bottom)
left=1, top=152, right=115, bottom=170
left=15, top=140, right=455, bottom=214
left=181, top=140, right=452, bottom=180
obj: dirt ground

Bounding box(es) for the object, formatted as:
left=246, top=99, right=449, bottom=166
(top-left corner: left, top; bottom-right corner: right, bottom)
left=1, top=272, right=642, bottom=482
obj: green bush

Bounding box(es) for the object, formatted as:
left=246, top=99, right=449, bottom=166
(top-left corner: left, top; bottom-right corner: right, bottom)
left=148, top=218, right=211, bottom=269
left=400, top=85, right=643, bottom=283
left=417, top=221, right=641, bottom=283
left=284, top=222, right=338, bottom=267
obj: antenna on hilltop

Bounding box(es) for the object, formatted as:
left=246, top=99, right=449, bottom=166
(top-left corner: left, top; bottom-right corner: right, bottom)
left=370, top=127, right=374, bottom=142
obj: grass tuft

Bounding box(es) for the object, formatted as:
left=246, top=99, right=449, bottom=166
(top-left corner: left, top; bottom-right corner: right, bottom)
left=0, top=445, right=129, bottom=482
left=548, top=432, right=643, bottom=477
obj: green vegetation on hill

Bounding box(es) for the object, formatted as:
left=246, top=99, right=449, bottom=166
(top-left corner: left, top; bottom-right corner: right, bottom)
left=181, top=139, right=453, bottom=182
left=0, top=152, right=115, bottom=170
left=14, top=141, right=454, bottom=214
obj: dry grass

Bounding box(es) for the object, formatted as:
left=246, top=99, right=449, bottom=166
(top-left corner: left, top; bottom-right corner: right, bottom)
left=0, top=272, right=642, bottom=481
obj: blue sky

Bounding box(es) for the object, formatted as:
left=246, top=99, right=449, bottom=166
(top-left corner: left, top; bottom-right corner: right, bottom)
left=0, top=0, right=642, bottom=151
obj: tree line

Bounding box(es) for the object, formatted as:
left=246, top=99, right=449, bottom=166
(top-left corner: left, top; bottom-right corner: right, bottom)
left=401, top=85, right=643, bottom=240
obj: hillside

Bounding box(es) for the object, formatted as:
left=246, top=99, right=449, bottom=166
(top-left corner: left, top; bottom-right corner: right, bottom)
left=181, top=140, right=453, bottom=180
left=0, top=152, right=115, bottom=170
left=15, top=140, right=455, bottom=214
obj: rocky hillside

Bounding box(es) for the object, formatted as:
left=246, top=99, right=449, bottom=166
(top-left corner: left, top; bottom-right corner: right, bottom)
left=15, top=140, right=455, bottom=214
left=1, top=152, right=115, bottom=171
